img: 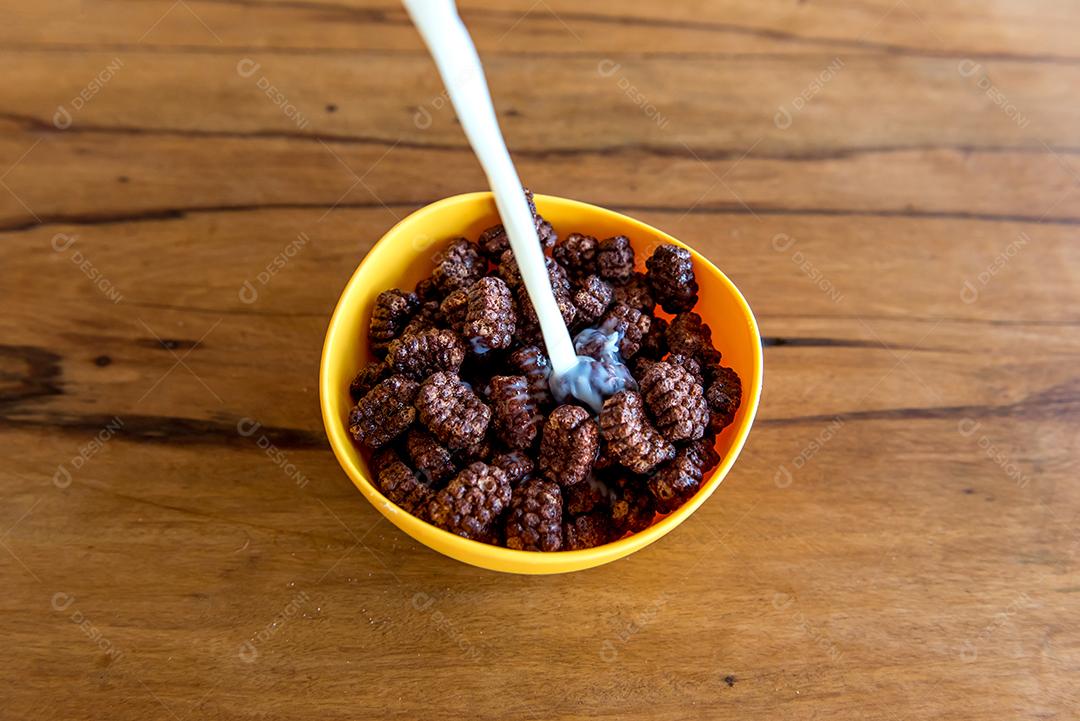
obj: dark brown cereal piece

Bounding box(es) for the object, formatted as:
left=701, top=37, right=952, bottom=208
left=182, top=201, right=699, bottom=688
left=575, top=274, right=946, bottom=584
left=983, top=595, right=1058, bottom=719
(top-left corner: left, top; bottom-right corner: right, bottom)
left=426, top=461, right=511, bottom=541
left=414, top=276, right=440, bottom=303
left=477, top=221, right=555, bottom=263
left=500, top=253, right=577, bottom=330
left=706, top=365, right=743, bottom=432
left=599, top=391, right=675, bottom=474
left=646, top=243, right=699, bottom=313
left=477, top=223, right=511, bottom=262
left=565, top=478, right=609, bottom=516
left=564, top=512, right=615, bottom=550
left=470, top=373, right=493, bottom=402
left=508, top=345, right=554, bottom=408
left=666, top=312, right=722, bottom=366
left=596, top=235, right=635, bottom=285
left=575, top=326, right=621, bottom=362
left=476, top=188, right=556, bottom=261
left=369, top=289, right=419, bottom=355
left=698, top=434, right=722, bottom=470
left=496, top=248, right=524, bottom=290
left=373, top=449, right=433, bottom=518
left=348, top=375, right=419, bottom=449
left=401, top=300, right=441, bottom=338
left=522, top=187, right=540, bottom=216
left=664, top=353, right=705, bottom=388
left=491, top=451, right=535, bottom=487
left=464, top=277, right=516, bottom=353
left=386, top=328, right=466, bottom=380
left=511, top=309, right=542, bottom=347
left=552, top=232, right=598, bottom=281
left=415, top=371, right=491, bottom=450
left=539, top=405, right=599, bottom=487
left=431, top=238, right=484, bottom=295
left=349, top=360, right=389, bottom=401
left=599, top=302, right=651, bottom=359
left=524, top=188, right=558, bottom=249
left=535, top=217, right=558, bottom=249
left=638, top=315, right=669, bottom=359
left=438, top=288, right=469, bottom=334
left=515, top=265, right=577, bottom=337
left=504, top=478, right=563, bottom=551
left=405, top=427, right=458, bottom=486
left=497, top=248, right=567, bottom=293
left=479, top=221, right=555, bottom=262
left=610, top=478, right=656, bottom=535
left=489, top=375, right=544, bottom=450
left=665, top=311, right=710, bottom=354
left=371, top=447, right=401, bottom=476
left=572, top=274, right=613, bottom=327
left=547, top=257, right=575, bottom=302
left=648, top=440, right=714, bottom=513
left=630, top=356, right=659, bottom=381
left=592, top=440, right=617, bottom=472
left=507, top=321, right=540, bottom=358
left=457, top=434, right=493, bottom=464
left=639, top=361, right=709, bottom=442
left=612, top=272, right=654, bottom=314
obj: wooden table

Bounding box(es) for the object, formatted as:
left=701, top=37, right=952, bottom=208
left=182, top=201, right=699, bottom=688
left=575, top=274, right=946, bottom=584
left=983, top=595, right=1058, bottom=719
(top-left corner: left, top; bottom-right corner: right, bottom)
left=2, top=2, right=1077, bottom=718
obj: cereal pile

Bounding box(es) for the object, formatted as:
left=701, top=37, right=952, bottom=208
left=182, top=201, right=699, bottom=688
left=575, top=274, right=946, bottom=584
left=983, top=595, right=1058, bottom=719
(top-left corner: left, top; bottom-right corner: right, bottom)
left=347, top=192, right=742, bottom=551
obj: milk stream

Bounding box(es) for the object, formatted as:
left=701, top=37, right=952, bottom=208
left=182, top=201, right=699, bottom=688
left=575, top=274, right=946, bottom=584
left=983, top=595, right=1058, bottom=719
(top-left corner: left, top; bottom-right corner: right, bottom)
left=404, top=0, right=633, bottom=413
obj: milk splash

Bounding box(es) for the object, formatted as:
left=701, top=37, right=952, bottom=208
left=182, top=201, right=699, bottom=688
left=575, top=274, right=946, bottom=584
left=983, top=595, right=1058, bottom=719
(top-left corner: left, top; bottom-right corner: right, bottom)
left=549, top=328, right=637, bottom=413
left=507, top=234, right=636, bottom=412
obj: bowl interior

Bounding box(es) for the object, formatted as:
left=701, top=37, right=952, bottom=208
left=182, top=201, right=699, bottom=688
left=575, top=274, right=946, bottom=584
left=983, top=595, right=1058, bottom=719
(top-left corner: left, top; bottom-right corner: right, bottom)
left=320, top=192, right=762, bottom=574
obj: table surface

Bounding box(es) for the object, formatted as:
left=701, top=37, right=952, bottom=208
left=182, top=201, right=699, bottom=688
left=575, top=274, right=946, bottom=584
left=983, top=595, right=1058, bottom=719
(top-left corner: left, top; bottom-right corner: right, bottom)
left=3, top=1, right=1078, bottom=719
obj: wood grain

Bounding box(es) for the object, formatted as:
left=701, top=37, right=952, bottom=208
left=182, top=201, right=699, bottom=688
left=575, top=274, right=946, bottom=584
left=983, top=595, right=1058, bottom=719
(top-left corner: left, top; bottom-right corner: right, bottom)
left=1, top=1, right=1077, bottom=719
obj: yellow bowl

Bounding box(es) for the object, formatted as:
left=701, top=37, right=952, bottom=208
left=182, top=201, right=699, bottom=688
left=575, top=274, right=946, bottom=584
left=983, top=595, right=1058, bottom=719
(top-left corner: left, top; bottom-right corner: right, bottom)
left=319, top=192, right=762, bottom=574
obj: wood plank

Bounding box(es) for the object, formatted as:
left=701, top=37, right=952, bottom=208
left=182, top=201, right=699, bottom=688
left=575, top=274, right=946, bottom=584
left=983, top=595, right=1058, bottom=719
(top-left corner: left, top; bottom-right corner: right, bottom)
left=3, top=129, right=1080, bottom=231
left=2, top=51, right=1077, bottom=152
left=1, top=49, right=1079, bottom=231
left=5, top=0, right=1080, bottom=60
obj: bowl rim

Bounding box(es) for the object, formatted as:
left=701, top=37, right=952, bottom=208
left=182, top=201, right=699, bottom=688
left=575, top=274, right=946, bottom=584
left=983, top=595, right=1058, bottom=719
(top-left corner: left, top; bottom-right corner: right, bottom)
left=319, top=191, right=763, bottom=572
